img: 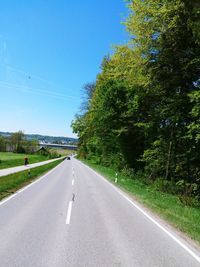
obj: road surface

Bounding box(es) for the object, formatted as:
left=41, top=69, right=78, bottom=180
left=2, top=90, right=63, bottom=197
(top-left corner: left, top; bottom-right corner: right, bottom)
left=0, top=158, right=199, bottom=266
left=0, top=157, right=65, bottom=177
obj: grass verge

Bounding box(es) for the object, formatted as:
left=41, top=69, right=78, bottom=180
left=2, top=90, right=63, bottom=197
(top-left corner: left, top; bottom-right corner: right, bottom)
left=0, top=152, right=50, bottom=169
left=0, top=158, right=64, bottom=201
left=82, top=159, right=200, bottom=245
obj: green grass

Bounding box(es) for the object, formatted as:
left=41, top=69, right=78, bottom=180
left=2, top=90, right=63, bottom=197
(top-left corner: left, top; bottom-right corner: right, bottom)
left=49, top=148, right=72, bottom=156
left=0, top=152, right=49, bottom=169
left=82, top=159, right=200, bottom=245
left=0, top=158, right=64, bottom=201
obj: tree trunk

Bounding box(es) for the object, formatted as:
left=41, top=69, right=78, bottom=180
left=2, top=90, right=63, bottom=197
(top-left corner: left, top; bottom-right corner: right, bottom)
left=165, top=128, right=174, bottom=180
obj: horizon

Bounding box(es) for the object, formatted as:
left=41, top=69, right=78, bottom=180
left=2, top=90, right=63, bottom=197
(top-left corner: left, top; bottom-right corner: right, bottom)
left=0, top=130, right=78, bottom=139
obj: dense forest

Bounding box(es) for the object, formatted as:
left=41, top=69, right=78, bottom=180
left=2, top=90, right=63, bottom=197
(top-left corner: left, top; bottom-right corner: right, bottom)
left=72, top=0, right=200, bottom=203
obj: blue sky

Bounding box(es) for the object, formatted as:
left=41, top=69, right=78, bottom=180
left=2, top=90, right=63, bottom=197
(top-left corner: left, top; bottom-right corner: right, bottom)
left=0, top=0, right=128, bottom=137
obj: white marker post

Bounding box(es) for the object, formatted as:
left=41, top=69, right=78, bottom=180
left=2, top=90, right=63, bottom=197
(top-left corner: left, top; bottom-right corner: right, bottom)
left=115, top=173, right=118, bottom=183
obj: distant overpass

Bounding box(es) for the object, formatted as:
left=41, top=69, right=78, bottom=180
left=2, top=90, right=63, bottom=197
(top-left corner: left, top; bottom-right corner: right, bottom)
left=39, top=143, right=78, bottom=150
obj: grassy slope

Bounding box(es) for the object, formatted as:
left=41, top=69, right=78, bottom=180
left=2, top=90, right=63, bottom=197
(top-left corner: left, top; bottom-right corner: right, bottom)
left=82, top=159, right=200, bottom=245
left=49, top=148, right=72, bottom=156
left=0, top=158, right=64, bottom=201
left=0, top=152, right=49, bottom=169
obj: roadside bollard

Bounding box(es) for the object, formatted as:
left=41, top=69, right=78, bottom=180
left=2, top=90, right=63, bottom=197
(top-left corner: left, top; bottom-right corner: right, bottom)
left=115, top=173, right=118, bottom=183
left=28, top=169, right=31, bottom=177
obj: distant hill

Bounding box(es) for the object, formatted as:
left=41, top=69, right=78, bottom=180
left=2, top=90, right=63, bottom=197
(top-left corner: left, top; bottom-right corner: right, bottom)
left=0, top=131, right=78, bottom=145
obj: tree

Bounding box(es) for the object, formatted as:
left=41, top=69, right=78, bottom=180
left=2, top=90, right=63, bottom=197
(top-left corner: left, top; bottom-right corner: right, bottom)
left=0, top=136, right=6, bottom=152
left=125, top=0, right=200, bottom=182
left=72, top=0, right=200, bottom=199
left=10, top=131, right=25, bottom=153
left=80, top=82, right=96, bottom=113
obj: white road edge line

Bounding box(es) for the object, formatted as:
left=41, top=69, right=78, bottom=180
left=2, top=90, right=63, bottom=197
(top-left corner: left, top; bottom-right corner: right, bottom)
left=0, top=159, right=66, bottom=207
left=66, top=201, right=73, bottom=225
left=78, top=160, right=200, bottom=264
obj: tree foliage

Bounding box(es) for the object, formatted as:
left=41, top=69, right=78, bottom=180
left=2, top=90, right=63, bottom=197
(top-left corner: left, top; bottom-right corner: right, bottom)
left=0, top=131, right=39, bottom=154
left=72, top=0, right=200, bottom=202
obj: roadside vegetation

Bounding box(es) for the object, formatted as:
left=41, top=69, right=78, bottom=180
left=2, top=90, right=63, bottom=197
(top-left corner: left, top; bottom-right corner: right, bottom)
left=0, top=131, right=68, bottom=169
left=72, top=1, right=200, bottom=243
left=49, top=148, right=73, bottom=156
left=0, top=152, right=49, bottom=169
left=0, top=158, right=64, bottom=201
left=72, top=1, right=200, bottom=207
left=0, top=131, right=39, bottom=154
left=83, top=159, right=200, bottom=245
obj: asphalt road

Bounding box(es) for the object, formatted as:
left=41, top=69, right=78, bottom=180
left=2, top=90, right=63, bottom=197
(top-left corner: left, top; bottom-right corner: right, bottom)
left=0, top=158, right=200, bottom=267
left=0, top=157, right=65, bottom=177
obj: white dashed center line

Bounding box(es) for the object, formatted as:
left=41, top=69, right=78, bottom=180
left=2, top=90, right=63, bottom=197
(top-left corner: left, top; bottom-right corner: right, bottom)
left=66, top=201, right=73, bottom=225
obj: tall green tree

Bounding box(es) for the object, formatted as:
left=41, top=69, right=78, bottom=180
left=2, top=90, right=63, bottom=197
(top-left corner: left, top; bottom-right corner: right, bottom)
left=126, top=0, right=200, bottom=182
left=0, top=136, right=6, bottom=152
left=72, top=0, right=200, bottom=198
left=10, top=131, right=25, bottom=153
